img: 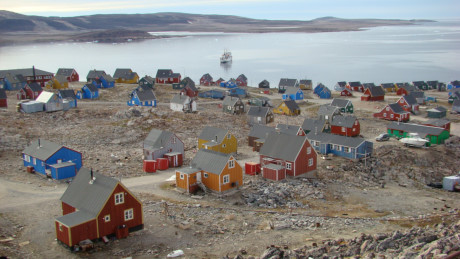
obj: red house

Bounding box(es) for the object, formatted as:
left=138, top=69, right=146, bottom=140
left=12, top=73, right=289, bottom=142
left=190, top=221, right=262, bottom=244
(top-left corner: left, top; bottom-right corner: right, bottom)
left=361, top=86, right=385, bottom=101
left=56, top=68, right=79, bottom=82
left=397, top=95, right=419, bottom=114
left=0, top=89, right=7, bottom=108
left=215, top=77, right=225, bottom=86
left=423, top=119, right=451, bottom=132
left=55, top=168, right=143, bottom=249
left=17, top=82, right=42, bottom=100
left=200, top=73, right=213, bottom=86
left=259, top=132, right=317, bottom=179
left=340, top=88, right=353, bottom=97
left=396, top=84, right=417, bottom=96
left=236, top=74, right=248, bottom=87
left=346, top=81, right=364, bottom=92
left=374, top=103, right=410, bottom=122
left=155, top=69, right=181, bottom=84
left=330, top=115, right=360, bottom=137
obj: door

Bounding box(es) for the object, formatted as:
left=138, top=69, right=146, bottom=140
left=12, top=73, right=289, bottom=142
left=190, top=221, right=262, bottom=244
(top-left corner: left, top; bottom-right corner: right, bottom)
left=196, top=172, right=202, bottom=183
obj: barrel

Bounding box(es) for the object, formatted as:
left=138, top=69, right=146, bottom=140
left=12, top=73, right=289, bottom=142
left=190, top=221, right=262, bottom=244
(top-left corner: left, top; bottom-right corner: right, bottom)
left=157, top=158, right=169, bottom=170
left=143, top=160, right=157, bottom=173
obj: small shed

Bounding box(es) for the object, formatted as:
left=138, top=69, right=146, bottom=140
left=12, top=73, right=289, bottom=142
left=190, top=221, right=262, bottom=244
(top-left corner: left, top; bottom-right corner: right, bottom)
left=427, top=106, right=447, bottom=118
left=247, top=106, right=274, bottom=125
left=442, top=175, right=460, bottom=191
left=299, top=79, right=312, bottom=90
left=164, top=152, right=183, bottom=168
left=236, top=74, right=248, bottom=87
left=334, top=81, right=347, bottom=91
left=340, top=88, right=353, bottom=97
left=21, top=101, right=44, bottom=113
left=361, top=86, right=385, bottom=101
left=175, top=168, right=200, bottom=194
left=35, top=91, right=63, bottom=112
left=278, top=78, right=298, bottom=93
left=58, top=89, right=78, bottom=109
left=262, top=163, right=286, bottom=181
left=331, top=98, right=353, bottom=114
left=200, top=73, right=214, bottom=86
left=170, top=94, right=196, bottom=112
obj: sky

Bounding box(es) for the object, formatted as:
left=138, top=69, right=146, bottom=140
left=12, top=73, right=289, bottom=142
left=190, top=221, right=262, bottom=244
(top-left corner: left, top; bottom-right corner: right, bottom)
left=1, top=0, right=459, bottom=20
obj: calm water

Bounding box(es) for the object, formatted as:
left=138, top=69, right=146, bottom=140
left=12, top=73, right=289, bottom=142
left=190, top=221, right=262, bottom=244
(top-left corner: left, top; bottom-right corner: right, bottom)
left=1, top=20, right=459, bottom=88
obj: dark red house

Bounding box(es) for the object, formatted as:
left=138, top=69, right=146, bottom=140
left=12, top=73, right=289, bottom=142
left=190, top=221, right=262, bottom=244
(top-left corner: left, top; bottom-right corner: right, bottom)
left=215, top=78, right=225, bottom=86
left=200, top=73, right=214, bottom=86
left=423, top=119, right=451, bottom=132
left=346, top=81, right=364, bottom=92
left=396, top=84, right=417, bottom=96
left=236, top=74, right=248, bottom=87
left=55, top=168, right=143, bottom=249
left=340, top=88, right=353, bottom=96
left=374, top=103, right=410, bottom=122
left=361, top=86, right=385, bottom=101
left=17, top=82, right=42, bottom=100
left=0, top=89, right=7, bottom=108
left=155, top=69, right=181, bottom=84
left=259, top=132, right=317, bottom=178
left=56, top=68, right=79, bottom=82
left=397, top=95, right=419, bottom=114
left=330, top=115, right=360, bottom=137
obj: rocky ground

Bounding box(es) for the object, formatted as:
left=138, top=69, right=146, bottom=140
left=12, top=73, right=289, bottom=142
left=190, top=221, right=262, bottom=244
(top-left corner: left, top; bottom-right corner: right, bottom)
left=0, top=84, right=459, bottom=258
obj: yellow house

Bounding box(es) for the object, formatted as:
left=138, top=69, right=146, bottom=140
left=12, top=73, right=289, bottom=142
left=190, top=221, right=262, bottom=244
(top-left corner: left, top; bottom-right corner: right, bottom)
left=45, top=75, right=69, bottom=89
left=273, top=100, right=301, bottom=116
left=198, top=126, right=237, bottom=154
left=113, top=68, right=139, bottom=84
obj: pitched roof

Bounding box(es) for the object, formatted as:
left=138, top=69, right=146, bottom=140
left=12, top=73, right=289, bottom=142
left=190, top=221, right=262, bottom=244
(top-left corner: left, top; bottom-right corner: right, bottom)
left=278, top=78, right=298, bottom=87
left=5, top=73, right=26, bottom=84
left=248, top=124, right=276, bottom=139
left=59, top=168, right=119, bottom=219
left=86, top=70, right=106, bottom=79
left=237, top=74, right=247, bottom=81
left=453, top=99, right=460, bottom=107
left=59, top=89, right=76, bottom=99
left=0, top=68, right=53, bottom=78
left=349, top=81, right=362, bottom=87
left=424, top=118, right=450, bottom=127
left=427, top=106, right=447, bottom=113
left=427, top=81, right=438, bottom=87
left=56, top=68, right=76, bottom=77
left=299, top=79, right=312, bottom=85
left=27, top=82, right=42, bottom=92
left=449, top=80, right=460, bottom=86
left=331, top=98, right=351, bottom=108
left=306, top=132, right=367, bottom=148
left=398, top=84, right=416, bottom=92
left=170, top=94, right=190, bottom=105
left=275, top=124, right=302, bottom=136
left=247, top=106, right=271, bottom=117
left=380, top=83, right=395, bottom=89
left=54, top=75, right=69, bottom=84
left=259, top=80, right=270, bottom=86
left=259, top=132, right=308, bottom=161
left=409, top=91, right=425, bottom=99
left=363, top=83, right=376, bottom=88
left=101, top=74, right=114, bottom=82
left=400, top=95, right=418, bottom=106
left=331, top=115, right=357, bottom=128
left=283, top=100, right=300, bottom=112
left=284, top=86, right=301, bottom=95
left=36, top=91, right=57, bottom=103
left=83, top=83, right=98, bottom=92
left=222, top=96, right=241, bottom=107
left=156, top=69, right=173, bottom=78
left=387, top=122, right=445, bottom=137
left=136, top=89, right=156, bottom=102
left=23, top=139, right=65, bottom=161
left=388, top=103, right=408, bottom=114
left=412, top=81, right=427, bottom=87
left=336, top=81, right=347, bottom=88
left=366, top=85, right=385, bottom=97
left=198, top=126, right=228, bottom=143
left=144, top=129, right=174, bottom=150
left=140, top=75, right=155, bottom=84
left=302, top=118, right=327, bottom=133
left=318, top=104, right=339, bottom=116
left=191, top=149, right=232, bottom=175
left=113, top=68, right=132, bottom=78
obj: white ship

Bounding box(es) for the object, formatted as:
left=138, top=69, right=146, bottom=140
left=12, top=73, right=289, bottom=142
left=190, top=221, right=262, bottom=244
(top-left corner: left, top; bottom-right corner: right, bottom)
left=220, top=49, right=232, bottom=63
left=399, top=133, right=429, bottom=148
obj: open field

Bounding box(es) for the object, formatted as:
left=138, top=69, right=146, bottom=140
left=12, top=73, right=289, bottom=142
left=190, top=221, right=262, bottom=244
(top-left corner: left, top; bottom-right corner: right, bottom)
left=0, top=84, right=459, bottom=258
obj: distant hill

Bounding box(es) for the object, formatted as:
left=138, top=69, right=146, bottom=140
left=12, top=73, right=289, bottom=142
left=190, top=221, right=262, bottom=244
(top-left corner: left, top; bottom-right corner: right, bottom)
left=0, top=10, right=432, bottom=45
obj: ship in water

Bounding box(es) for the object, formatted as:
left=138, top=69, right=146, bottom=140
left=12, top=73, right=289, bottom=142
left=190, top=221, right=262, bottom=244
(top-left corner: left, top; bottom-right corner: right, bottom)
left=220, top=49, right=232, bottom=63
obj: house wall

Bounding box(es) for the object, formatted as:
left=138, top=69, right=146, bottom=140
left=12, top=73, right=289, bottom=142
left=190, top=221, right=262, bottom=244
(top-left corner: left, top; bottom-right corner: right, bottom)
left=62, top=202, right=76, bottom=215
left=144, top=135, right=184, bottom=161
left=292, top=140, right=317, bottom=177
left=262, top=167, right=286, bottom=181
left=374, top=106, right=410, bottom=122
left=68, top=219, right=98, bottom=247
left=0, top=99, right=6, bottom=107
left=198, top=134, right=237, bottom=154
left=55, top=221, right=70, bottom=247
left=48, top=148, right=83, bottom=172
left=51, top=164, right=77, bottom=180
left=175, top=171, right=198, bottom=193
left=97, top=184, right=143, bottom=238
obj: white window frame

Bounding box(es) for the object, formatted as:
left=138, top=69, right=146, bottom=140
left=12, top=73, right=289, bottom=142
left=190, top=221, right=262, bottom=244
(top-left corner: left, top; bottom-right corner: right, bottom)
left=104, top=214, right=111, bottom=222
left=124, top=208, right=133, bottom=221
left=33, top=158, right=36, bottom=165
left=286, top=163, right=292, bottom=170
left=24, top=155, right=30, bottom=163
left=390, top=114, right=394, bottom=118
left=308, top=158, right=313, bottom=166
left=180, top=173, right=184, bottom=179
left=59, top=224, right=63, bottom=232
left=223, top=144, right=226, bottom=148
left=307, top=147, right=311, bottom=154
left=341, top=127, right=346, bottom=132
left=228, top=160, right=235, bottom=169
left=223, top=175, right=230, bottom=184
left=344, top=147, right=350, bottom=153
left=204, top=173, right=208, bottom=178
left=115, top=192, right=124, bottom=205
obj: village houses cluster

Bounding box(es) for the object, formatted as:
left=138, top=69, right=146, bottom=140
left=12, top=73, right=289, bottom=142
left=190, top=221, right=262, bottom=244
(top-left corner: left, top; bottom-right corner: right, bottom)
left=1, top=66, right=459, bottom=252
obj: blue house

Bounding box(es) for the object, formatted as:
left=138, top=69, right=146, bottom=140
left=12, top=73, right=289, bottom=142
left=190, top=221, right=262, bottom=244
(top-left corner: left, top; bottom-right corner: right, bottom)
left=229, top=87, right=248, bottom=98
left=282, top=86, right=304, bottom=100
left=77, top=84, right=99, bottom=99
left=99, top=74, right=115, bottom=88
left=127, top=88, right=157, bottom=107
left=58, top=89, right=77, bottom=109
left=314, top=84, right=331, bottom=99
left=199, top=89, right=226, bottom=99
left=22, top=139, right=83, bottom=180
left=447, top=80, right=460, bottom=90
left=306, top=132, right=373, bottom=159
left=3, top=74, right=28, bottom=91
left=220, top=79, right=237, bottom=89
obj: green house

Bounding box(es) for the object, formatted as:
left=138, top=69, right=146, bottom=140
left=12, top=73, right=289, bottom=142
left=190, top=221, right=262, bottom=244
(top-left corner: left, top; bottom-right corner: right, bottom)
left=330, top=98, right=353, bottom=114
left=387, top=122, right=450, bottom=146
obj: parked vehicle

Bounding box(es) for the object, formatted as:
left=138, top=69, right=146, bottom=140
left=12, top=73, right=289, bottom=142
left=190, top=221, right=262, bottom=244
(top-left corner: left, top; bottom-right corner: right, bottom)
left=376, top=133, right=390, bottom=142
left=399, top=133, right=429, bottom=147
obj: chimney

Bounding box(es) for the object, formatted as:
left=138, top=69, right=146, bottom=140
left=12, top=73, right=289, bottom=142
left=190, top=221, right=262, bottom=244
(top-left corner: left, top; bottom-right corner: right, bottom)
left=38, top=138, right=41, bottom=148
left=215, top=135, right=218, bottom=142
left=89, top=168, right=96, bottom=184
left=32, top=66, right=36, bottom=82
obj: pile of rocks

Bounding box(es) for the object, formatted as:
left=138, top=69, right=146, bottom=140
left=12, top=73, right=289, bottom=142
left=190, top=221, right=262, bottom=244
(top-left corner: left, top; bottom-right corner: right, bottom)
left=241, top=178, right=326, bottom=208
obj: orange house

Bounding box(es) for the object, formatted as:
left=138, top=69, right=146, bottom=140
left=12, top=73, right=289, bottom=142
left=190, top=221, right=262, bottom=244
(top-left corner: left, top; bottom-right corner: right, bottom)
left=176, top=149, right=243, bottom=194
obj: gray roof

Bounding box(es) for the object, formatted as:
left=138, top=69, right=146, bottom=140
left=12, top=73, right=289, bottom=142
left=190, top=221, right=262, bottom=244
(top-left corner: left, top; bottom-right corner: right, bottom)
left=424, top=118, right=450, bottom=127
left=4, top=74, right=26, bottom=84
left=0, top=89, right=6, bottom=99
left=263, top=163, right=285, bottom=170
left=331, top=115, right=357, bottom=128
left=56, top=210, right=95, bottom=227
left=400, top=95, right=417, bottom=106
left=140, top=75, right=155, bottom=84
left=306, top=132, right=367, bottom=148
left=259, top=132, right=308, bottom=161
left=83, top=83, right=98, bottom=93
left=388, top=103, right=407, bottom=114
left=398, top=84, right=416, bottom=92
left=113, top=68, right=132, bottom=78
left=59, top=89, right=76, bottom=100
left=247, top=106, right=271, bottom=117
left=363, top=83, right=376, bottom=88
left=299, top=79, right=312, bottom=85
left=86, top=70, right=106, bottom=80
left=49, top=161, right=75, bottom=169
left=177, top=167, right=200, bottom=175
left=409, top=91, right=425, bottom=99
left=430, top=106, right=447, bottom=113
left=136, top=89, right=156, bottom=102
left=27, top=82, right=42, bottom=92
left=349, top=81, right=362, bottom=87
left=223, top=96, right=241, bottom=107
left=0, top=68, right=53, bottom=78
left=56, top=68, right=76, bottom=77
left=144, top=129, right=174, bottom=150
left=387, top=122, right=445, bottom=137
left=380, top=83, right=395, bottom=89
left=23, top=139, right=66, bottom=161
left=156, top=69, right=173, bottom=78
left=336, top=81, right=347, bottom=88
left=198, top=126, right=228, bottom=143
left=191, top=149, right=232, bottom=175
left=366, top=85, right=385, bottom=97
left=284, top=86, right=301, bottom=95
left=331, top=98, right=351, bottom=108
left=283, top=100, right=300, bottom=112
left=59, top=168, right=119, bottom=225
left=302, top=118, right=327, bottom=133
left=275, top=124, right=302, bottom=136
left=237, top=74, right=247, bottom=82
left=101, top=74, right=114, bottom=82
left=278, top=78, right=298, bottom=87
left=248, top=124, right=276, bottom=139
left=318, top=104, right=339, bottom=116
left=171, top=94, right=190, bottom=105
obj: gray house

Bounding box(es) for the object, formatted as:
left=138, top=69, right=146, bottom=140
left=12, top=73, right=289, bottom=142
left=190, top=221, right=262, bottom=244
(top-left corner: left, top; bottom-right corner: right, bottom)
left=143, top=129, right=184, bottom=161
left=247, top=106, right=274, bottom=125
left=318, top=104, right=341, bottom=123
left=222, top=96, right=245, bottom=115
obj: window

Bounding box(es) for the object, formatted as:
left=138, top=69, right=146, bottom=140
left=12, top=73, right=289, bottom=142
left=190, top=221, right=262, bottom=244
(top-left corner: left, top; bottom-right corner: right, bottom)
left=227, top=134, right=231, bottom=139
left=307, top=147, right=311, bottom=154
left=223, top=144, right=226, bottom=148
left=336, top=145, right=340, bottom=151
left=228, top=160, right=235, bottom=168
left=59, top=224, right=63, bottom=231
left=124, top=209, right=133, bottom=221
left=341, top=127, right=346, bottom=132
left=383, top=113, right=387, bottom=117
left=180, top=173, right=184, bottom=180
left=104, top=215, right=111, bottom=222
left=204, top=173, right=208, bottom=178
left=115, top=193, right=124, bottom=205
left=308, top=158, right=313, bottom=166
left=286, top=163, right=292, bottom=170
left=223, top=175, right=230, bottom=184
left=344, top=147, right=350, bottom=153
left=33, top=158, right=36, bottom=165
left=386, top=107, right=390, bottom=111
left=24, top=155, right=30, bottom=162
left=390, top=114, right=394, bottom=118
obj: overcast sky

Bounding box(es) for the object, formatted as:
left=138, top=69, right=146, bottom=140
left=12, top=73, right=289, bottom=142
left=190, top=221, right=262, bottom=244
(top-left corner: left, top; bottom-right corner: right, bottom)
left=1, top=0, right=459, bottom=20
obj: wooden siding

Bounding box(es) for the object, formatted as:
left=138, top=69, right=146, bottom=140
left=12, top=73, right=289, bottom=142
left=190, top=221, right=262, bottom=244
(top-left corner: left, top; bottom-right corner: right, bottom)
left=62, top=202, right=76, bottom=215
left=55, top=221, right=70, bottom=247
left=262, top=167, right=286, bottom=181
left=144, top=135, right=184, bottom=161
left=69, top=219, right=98, bottom=247
left=330, top=121, right=360, bottom=137
left=175, top=171, right=199, bottom=193
left=199, top=134, right=237, bottom=154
